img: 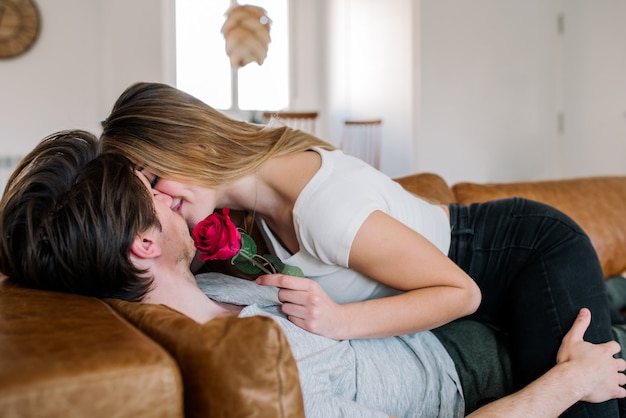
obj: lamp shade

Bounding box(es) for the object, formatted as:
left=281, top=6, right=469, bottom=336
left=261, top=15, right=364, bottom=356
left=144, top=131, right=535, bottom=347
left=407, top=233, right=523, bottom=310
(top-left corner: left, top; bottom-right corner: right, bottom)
left=221, top=4, right=272, bottom=68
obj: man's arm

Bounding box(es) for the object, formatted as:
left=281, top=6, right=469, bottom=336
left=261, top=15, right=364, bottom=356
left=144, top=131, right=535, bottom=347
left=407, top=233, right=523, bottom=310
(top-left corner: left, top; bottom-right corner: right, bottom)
left=467, top=308, right=626, bottom=418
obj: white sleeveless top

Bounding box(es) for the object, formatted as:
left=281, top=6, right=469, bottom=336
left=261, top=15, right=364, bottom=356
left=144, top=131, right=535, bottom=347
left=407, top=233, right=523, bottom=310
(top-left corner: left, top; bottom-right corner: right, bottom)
left=260, top=148, right=451, bottom=304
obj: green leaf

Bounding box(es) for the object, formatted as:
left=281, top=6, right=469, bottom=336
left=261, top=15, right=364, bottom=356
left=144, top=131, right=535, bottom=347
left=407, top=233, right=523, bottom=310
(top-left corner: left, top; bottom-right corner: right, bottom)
left=264, top=254, right=285, bottom=272
left=232, top=253, right=261, bottom=274
left=230, top=230, right=304, bottom=277
left=264, top=253, right=304, bottom=277
left=239, top=232, right=258, bottom=257
left=281, top=264, right=305, bottom=278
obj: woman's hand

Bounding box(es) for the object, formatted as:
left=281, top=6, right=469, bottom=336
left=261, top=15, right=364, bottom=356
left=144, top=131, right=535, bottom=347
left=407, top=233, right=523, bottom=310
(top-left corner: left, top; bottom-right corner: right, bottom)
left=256, top=274, right=346, bottom=339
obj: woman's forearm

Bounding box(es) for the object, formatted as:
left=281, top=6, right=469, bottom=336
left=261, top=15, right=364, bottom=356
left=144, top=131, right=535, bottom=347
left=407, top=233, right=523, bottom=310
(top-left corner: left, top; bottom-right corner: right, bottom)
left=258, top=273, right=480, bottom=340
left=334, top=285, right=481, bottom=340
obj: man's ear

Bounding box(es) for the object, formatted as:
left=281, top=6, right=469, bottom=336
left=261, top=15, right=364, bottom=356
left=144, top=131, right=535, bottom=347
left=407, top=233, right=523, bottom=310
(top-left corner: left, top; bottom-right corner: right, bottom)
left=130, top=231, right=162, bottom=260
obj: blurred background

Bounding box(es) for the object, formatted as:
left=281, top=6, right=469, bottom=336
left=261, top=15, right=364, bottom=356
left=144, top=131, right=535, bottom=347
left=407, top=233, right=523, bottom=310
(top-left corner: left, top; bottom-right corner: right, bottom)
left=1, top=0, right=625, bottom=193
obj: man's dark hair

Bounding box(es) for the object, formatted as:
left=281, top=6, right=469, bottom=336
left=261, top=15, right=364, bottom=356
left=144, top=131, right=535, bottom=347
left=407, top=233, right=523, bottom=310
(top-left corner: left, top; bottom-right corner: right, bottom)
left=0, top=130, right=159, bottom=301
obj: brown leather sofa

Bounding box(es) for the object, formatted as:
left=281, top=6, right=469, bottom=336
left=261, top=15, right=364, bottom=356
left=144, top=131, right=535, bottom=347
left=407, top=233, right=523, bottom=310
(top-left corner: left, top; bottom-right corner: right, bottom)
left=2, top=173, right=625, bottom=417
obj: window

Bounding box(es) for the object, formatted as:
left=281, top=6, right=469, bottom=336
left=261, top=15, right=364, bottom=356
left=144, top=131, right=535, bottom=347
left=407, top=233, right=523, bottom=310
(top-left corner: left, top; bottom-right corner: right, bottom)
left=175, top=0, right=289, bottom=111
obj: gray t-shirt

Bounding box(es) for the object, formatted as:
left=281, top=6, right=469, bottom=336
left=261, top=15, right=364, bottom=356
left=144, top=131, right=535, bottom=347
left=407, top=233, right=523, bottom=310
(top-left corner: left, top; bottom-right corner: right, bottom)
left=197, top=273, right=464, bottom=418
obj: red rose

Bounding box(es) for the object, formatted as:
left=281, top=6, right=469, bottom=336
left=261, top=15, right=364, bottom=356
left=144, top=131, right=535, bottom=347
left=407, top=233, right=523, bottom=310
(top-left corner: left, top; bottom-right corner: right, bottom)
left=192, top=208, right=242, bottom=261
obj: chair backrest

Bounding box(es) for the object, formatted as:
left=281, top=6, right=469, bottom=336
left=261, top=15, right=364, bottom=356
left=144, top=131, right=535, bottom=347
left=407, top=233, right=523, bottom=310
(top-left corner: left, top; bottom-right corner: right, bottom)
left=262, top=111, right=319, bottom=135
left=339, top=119, right=382, bottom=169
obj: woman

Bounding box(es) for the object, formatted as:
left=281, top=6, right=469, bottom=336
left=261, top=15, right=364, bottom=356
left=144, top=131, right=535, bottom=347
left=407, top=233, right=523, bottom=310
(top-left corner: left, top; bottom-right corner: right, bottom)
left=101, top=82, right=617, bottom=416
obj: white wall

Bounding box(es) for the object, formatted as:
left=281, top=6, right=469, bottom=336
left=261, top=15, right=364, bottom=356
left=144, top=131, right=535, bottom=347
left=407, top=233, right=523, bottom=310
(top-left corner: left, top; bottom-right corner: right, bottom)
left=417, top=0, right=561, bottom=184
left=561, top=0, right=626, bottom=178
left=0, top=0, right=175, bottom=157
left=417, top=0, right=626, bottom=184
left=2, top=0, right=625, bottom=188
left=325, top=0, right=416, bottom=177
left=2, top=0, right=99, bottom=156
left=99, top=0, right=176, bottom=120
left=324, top=0, right=626, bottom=183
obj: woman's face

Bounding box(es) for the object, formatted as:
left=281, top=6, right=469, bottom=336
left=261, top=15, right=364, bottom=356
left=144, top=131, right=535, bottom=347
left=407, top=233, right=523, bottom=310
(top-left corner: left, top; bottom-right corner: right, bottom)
left=139, top=169, right=218, bottom=228
left=134, top=170, right=196, bottom=263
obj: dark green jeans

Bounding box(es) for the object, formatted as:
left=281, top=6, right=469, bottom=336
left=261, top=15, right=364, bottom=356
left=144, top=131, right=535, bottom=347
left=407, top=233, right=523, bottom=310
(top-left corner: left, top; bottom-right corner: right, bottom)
left=431, top=320, right=512, bottom=415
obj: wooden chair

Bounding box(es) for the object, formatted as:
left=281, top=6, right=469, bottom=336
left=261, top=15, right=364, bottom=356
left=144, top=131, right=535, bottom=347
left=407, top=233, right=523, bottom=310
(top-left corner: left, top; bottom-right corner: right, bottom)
left=262, top=111, right=319, bottom=135
left=339, top=119, right=382, bottom=169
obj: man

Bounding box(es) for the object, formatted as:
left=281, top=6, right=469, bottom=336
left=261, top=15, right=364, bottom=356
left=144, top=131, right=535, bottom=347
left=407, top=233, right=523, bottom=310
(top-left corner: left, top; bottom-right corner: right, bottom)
left=1, top=130, right=625, bottom=417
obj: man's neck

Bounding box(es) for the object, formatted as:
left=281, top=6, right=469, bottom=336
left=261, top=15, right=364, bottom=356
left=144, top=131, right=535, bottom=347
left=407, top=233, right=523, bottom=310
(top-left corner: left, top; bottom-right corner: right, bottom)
left=145, top=270, right=243, bottom=323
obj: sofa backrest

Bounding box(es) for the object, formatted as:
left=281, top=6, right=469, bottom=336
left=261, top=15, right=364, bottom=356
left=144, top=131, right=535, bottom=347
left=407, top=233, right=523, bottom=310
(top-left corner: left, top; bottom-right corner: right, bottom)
left=452, top=176, right=626, bottom=277
left=394, top=172, right=457, bottom=204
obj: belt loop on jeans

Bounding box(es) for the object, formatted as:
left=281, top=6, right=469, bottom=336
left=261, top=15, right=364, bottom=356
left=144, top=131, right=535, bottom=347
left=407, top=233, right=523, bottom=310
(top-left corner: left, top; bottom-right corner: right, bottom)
left=448, top=203, right=470, bottom=236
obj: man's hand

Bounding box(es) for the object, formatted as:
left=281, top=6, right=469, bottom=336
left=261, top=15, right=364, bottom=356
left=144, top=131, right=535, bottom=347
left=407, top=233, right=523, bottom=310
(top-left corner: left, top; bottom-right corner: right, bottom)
left=556, top=308, right=626, bottom=403
left=468, top=308, right=626, bottom=418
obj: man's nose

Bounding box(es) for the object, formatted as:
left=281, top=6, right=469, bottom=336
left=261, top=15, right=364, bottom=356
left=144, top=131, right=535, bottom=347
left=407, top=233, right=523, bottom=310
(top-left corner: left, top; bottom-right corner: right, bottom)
left=154, top=190, right=173, bottom=204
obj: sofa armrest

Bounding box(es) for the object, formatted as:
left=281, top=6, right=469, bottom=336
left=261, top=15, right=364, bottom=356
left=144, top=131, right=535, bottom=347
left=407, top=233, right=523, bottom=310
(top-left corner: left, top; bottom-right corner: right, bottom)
left=106, top=299, right=305, bottom=418
left=0, top=276, right=182, bottom=418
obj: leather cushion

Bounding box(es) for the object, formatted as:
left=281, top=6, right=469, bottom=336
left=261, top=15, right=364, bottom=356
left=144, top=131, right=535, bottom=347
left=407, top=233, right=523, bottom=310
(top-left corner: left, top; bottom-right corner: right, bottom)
left=394, top=172, right=456, bottom=204
left=0, top=277, right=182, bottom=418
left=452, top=176, right=626, bottom=277
left=106, top=299, right=305, bottom=418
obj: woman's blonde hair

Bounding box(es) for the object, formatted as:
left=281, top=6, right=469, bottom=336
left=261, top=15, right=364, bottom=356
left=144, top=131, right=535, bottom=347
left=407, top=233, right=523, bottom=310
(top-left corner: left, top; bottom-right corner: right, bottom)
left=100, top=82, right=335, bottom=187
